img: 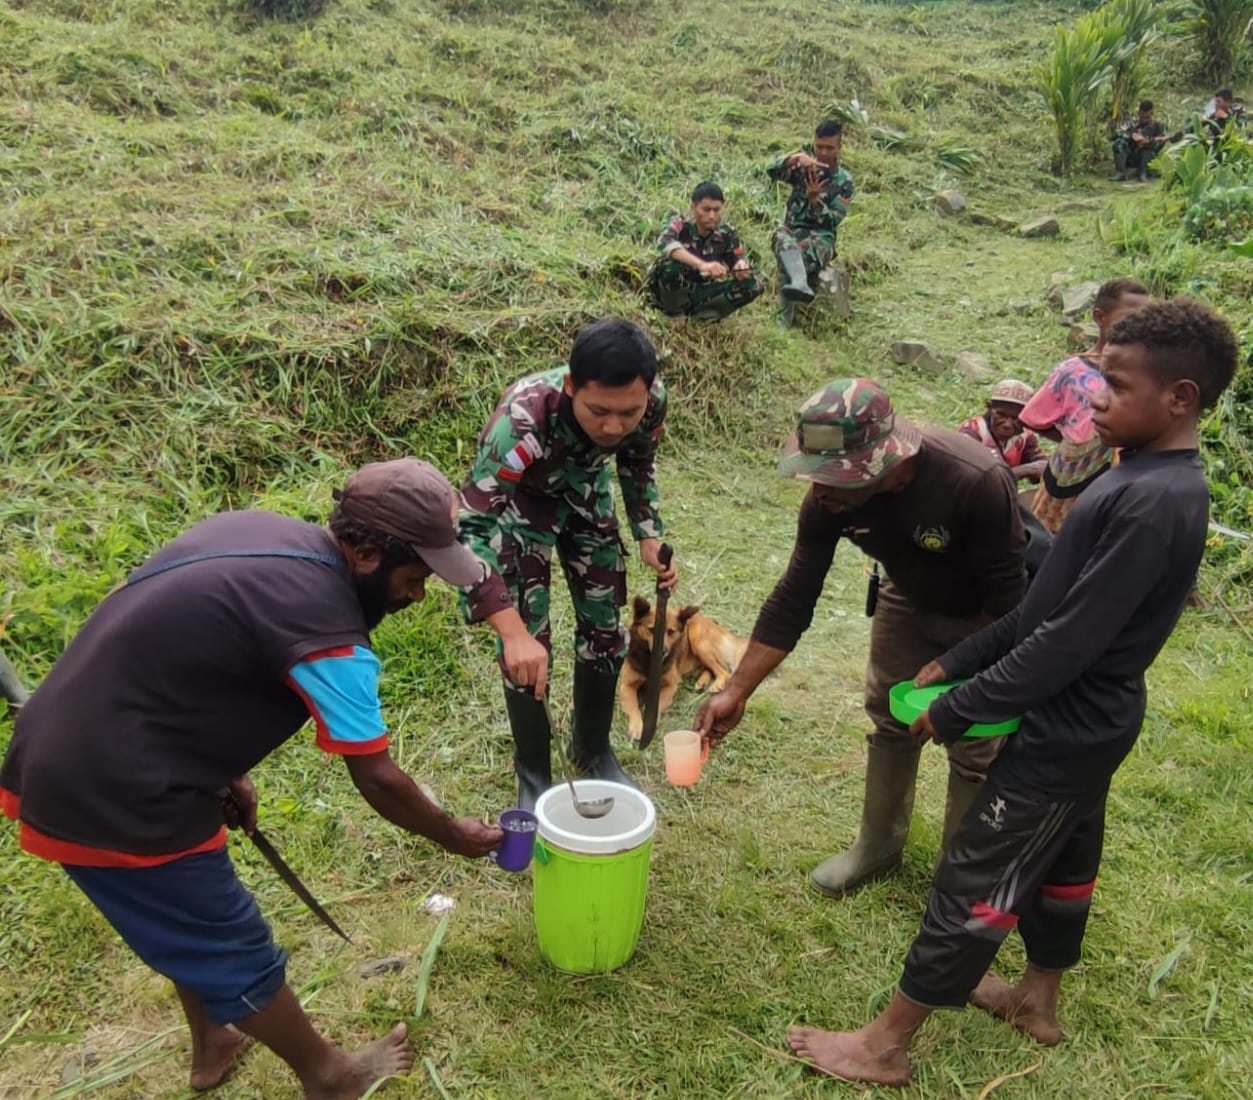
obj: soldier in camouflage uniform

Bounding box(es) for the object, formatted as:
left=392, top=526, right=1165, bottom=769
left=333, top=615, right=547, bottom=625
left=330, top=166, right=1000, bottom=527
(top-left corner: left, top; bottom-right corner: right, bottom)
left=647, top=181, right=763, bottom=322
left=459, top=319, right=678, bottom=809
left=767, top=119, right=855, bottom=327
left=1110, top=100, right=1167, bottom=182
left=695, top=379, right=1027, bottom=899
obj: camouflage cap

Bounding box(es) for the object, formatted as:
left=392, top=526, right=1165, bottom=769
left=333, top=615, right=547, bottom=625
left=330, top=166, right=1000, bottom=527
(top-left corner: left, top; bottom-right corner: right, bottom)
left=989, top=378, right=1035, bottom=407
left=778, top=379, right=922, bottom=487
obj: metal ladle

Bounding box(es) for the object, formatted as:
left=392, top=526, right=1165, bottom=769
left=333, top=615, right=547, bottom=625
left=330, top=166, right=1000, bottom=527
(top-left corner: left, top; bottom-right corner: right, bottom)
left=541, top=695, right=615, bottom=818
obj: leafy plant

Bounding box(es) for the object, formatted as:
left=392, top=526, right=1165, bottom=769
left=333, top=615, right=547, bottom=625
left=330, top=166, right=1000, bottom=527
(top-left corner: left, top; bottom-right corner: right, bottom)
left=1039, top=20, right=1113, bottom=174
left=1039, top=0, right=1161, bottom=173
left=1184, top=0, right=1253, bottom=83
left=1098, top=0, right=1160, bottom=130
left=1185, top=184, right=1253, bottom=241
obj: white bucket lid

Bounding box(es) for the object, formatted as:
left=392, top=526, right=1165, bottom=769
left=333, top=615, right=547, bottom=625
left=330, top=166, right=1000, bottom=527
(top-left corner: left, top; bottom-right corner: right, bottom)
left=534, top=780, right=656, bottom=855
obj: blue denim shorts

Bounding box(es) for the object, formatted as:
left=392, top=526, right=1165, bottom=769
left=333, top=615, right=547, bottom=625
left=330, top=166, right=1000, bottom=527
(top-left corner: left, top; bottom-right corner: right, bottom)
left=65, top=848, right=288, bottom=1025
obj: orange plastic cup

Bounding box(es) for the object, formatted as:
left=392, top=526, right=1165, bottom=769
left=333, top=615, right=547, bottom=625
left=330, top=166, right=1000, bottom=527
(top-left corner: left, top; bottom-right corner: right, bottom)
left=663, top=730, right=709, bottom=787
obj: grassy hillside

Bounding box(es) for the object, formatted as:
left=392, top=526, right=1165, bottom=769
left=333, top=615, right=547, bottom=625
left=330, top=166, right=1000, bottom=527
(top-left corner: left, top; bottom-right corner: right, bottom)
left=2, top=1, right=1251, bottom=1097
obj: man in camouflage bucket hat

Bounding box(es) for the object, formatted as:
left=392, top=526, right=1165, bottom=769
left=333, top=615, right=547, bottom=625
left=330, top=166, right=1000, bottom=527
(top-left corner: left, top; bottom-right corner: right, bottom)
left=696, top=379, right=1027, bottom=897
left=777, top=379, right=922, bottom=485
left=458, top=319, right=678, bottom=810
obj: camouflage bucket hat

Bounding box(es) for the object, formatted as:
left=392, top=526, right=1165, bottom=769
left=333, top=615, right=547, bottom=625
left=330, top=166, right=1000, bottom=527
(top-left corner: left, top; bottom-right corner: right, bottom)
left=778, top=378, right=922, bottom=487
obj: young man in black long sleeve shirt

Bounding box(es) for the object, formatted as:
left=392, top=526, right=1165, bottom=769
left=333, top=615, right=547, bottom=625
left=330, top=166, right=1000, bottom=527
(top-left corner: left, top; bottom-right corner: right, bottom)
left=786, top=298, right=1240, bottom=1086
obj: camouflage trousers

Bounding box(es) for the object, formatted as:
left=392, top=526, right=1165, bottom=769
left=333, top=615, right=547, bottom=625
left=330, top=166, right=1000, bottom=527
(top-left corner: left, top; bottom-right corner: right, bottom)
left=647, top=258, right=763, bottom=319
left=1110, top=134, right=1161, bottom=172
left=460, top=488, right=628, bottom=687
left=771, top=226, right=836, bottom=282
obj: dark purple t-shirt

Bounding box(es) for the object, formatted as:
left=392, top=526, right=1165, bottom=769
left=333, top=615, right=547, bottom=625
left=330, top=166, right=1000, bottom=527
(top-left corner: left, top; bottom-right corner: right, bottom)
left=0, top=511, right=369, bottom=859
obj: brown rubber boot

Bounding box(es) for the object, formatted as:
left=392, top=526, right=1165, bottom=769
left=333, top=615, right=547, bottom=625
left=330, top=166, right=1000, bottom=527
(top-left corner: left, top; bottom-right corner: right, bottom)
left=810, top=742, right=920, bottom=898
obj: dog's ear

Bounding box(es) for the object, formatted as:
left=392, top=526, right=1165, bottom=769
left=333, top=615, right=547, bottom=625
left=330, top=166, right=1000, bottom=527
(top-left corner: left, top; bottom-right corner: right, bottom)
left=677, top=604, right=701, bottom=622
left=632, top=595, right=652, bottom=620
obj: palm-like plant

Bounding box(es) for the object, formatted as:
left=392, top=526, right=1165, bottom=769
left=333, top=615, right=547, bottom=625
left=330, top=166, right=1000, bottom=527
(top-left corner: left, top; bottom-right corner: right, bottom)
left=1099, top=0, right=1160, bottom=130
left=1039, top=22, right=1114, bottom=174
left=1186, top=0, right=1253, bottom=84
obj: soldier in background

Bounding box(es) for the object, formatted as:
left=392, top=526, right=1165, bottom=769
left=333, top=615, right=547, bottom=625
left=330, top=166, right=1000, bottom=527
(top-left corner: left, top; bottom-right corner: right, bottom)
left=767, top=119, right=855, bottom=327
left=1110, top=100, right=1167, bottom=182
left=647, top=181, right=763, bottom=322
left=459, top=319, right=678, bottom=810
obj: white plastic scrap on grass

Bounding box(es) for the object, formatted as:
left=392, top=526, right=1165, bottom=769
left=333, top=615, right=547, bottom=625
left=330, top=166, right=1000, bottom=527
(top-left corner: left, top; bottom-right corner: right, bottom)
left=420, top=893, right=456, bottom=916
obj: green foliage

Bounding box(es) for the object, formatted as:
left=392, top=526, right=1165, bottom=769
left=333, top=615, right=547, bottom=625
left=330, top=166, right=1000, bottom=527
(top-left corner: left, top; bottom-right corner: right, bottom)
left=1038, top=0, right=1161, bottom=174
left=1185, top=183, right=1253, bottom=240
left=1099, top=0, right=1159, bottom=129
left=1184, top=0, right=1253, bottom=83
left=2, top=2, right=1253, bottom=1097
left=1039, top=21, right=1113, bottom=174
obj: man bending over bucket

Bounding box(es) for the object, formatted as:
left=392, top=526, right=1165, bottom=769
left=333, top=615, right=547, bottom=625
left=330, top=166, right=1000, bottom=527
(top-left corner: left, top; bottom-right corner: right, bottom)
left=785, top=299, right=1238, bottom=1085
left=458, top=318, right=677, bottom=810
left=695, top=379, right=1026, bottom=896
left=1, top=459, right=546, bottom=1099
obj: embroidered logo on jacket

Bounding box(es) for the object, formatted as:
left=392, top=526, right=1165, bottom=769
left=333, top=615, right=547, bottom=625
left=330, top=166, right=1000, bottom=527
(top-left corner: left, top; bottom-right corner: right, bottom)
left=913, top=524, right=951, bottom=553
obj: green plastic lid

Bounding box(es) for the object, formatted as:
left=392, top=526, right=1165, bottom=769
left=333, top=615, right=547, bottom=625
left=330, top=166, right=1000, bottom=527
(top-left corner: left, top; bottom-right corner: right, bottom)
left=888, top=680, right=1021, bottom=738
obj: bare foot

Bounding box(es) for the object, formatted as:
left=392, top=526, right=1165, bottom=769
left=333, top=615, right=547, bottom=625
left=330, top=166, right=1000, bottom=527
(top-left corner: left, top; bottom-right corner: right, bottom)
left=787, top=1025, right=911, bottom=1087
left=306, top=1024, right=415, bottom=1100
left=190, top=1025, right=251, bottom=1091
left=970, top=973, right=1062, bottom=1045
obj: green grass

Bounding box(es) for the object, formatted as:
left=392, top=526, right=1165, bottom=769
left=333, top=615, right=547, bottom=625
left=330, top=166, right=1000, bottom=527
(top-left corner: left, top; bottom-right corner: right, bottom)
left=2, top=0, right=1252, bottom=1097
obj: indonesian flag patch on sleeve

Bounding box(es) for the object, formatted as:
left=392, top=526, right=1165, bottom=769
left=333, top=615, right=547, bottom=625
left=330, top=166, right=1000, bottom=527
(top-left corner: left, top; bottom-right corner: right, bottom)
left=498, top=433, right=542, bottom=483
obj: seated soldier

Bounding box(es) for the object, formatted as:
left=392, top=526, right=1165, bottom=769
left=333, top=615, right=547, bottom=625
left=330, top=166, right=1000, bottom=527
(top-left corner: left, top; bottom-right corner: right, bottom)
left=1110, top=100, right=1167, bottom=182
left=767, top=119, right=854, bottom=328
left=647, top=181, right=762, bottom=322
left=1202, top=88, right=1247, bottom=150
left=958, top=379, right=1047, bottom=483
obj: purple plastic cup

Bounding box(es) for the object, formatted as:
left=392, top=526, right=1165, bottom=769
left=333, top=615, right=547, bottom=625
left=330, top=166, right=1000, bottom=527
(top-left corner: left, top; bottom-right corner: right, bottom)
left=491, top=809, right=538, bottom=872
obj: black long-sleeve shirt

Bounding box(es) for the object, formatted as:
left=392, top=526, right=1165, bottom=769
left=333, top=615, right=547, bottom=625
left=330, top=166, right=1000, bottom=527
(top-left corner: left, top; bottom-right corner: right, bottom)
left=930, top=449, right=1209, bottom=784
left=753, top=429, right=1027, bottom=652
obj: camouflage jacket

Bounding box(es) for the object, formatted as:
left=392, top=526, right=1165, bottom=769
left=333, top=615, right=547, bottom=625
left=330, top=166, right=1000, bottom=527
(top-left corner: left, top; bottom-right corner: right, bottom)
left=655, top=215, right=746, bottom=266
left=766, top=150, right=854, bottom=235
left=459, top=367, right=667, bottom=616
left=1116, top=116, right=1165, bottom=142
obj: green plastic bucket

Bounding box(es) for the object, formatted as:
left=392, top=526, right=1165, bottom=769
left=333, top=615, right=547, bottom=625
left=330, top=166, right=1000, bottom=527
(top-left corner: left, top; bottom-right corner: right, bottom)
left=532, top=781, right=656, bottom=974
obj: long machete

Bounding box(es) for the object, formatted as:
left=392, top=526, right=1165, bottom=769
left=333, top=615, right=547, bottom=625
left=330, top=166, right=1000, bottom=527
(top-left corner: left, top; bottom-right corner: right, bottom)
left=222, top=792, right=353, bottom=943
left=636, top=542, right=674, bottom=749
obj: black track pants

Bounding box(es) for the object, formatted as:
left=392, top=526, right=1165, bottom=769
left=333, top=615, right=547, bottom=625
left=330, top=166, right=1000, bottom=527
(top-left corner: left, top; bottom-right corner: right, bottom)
left=899, top=765, right=1110, bottom=1009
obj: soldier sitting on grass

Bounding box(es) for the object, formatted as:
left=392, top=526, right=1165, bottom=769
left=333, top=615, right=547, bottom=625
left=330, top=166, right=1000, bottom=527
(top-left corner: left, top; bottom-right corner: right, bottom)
left=1110, top=100, right=1167, bottom=183
left=647, top=181, right=763, bottom=323
left=767, top=119, right=854, bottom=328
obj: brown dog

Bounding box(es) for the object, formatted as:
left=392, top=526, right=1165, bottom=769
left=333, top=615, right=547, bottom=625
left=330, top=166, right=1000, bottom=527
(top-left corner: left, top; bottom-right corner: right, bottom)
left=619, top=596, right=749, bottom=741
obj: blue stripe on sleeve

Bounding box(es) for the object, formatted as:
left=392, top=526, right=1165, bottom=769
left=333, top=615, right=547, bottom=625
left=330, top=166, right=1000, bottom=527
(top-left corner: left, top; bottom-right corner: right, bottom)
left=288, top=646, right=387, bottom=750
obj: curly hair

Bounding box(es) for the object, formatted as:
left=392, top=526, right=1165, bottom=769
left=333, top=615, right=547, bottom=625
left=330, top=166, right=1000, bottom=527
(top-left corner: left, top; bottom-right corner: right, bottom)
left=326, top=510, right=424, bottom=567
left=1106, top=297, right=1240, bottom=410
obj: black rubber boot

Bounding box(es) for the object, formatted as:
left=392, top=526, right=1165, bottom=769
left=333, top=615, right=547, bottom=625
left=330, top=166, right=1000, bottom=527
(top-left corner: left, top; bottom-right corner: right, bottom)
left=503, top=686, right=552, bottom=811
left=1110, top=146, right=1129, bottom=181
left=569, top=664, right=637, bottom=789
left=776, top=247, right=816, bottom=302
left=777, top=291, right=796, bottom=329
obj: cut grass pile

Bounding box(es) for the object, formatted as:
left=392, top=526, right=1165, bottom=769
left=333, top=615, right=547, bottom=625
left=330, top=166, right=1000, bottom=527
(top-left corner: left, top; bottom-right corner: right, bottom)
left=1, top=0, right=1251, bottom=1097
